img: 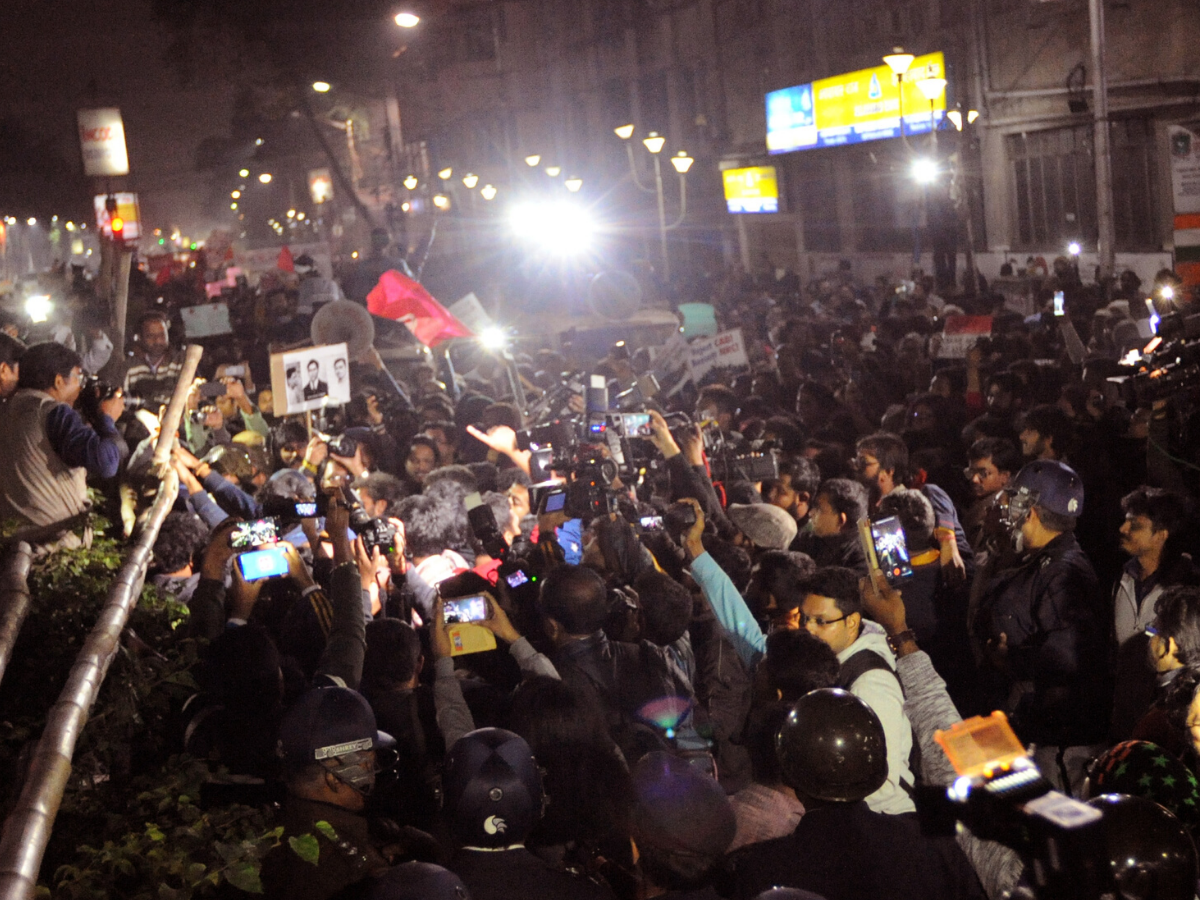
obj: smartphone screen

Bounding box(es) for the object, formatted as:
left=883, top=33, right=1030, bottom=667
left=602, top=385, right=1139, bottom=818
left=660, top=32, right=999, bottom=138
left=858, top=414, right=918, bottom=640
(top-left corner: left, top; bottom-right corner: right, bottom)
left=871, top=516, right=914, bottom=584
left=443, top=595, right=489, bottom=624
left=230, top=518, right=279, bottom=549
left=622, top=413, right=652, bottom=437
left=1053, top=291, right=1065, bottom=316
left=505, top=570, right=530, bottom=588
left=640, top=515, right=664, bottom=532
left=236, top=546, right=289, bottom=581
left=294, top=502, right=317, bottom=518
left=542, top=490, right=567, bottom=514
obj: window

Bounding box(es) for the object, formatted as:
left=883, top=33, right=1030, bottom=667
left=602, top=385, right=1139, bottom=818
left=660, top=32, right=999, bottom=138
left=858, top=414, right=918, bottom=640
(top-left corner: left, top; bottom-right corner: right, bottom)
left=1007, top=119, right=1158, bottom=251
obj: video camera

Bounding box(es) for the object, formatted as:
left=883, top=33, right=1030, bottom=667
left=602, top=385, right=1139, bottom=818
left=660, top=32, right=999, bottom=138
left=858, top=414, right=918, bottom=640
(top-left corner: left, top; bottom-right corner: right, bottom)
left=78, top=376, right=145, bottom=423
left=1108, top=312, right=1200, bottom=407
left=919, top=712, right=1112, bottom=900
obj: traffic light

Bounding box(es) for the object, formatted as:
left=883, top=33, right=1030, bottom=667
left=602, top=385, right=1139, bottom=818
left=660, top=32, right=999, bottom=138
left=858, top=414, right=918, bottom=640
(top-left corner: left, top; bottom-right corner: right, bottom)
left=110, top=215, right=124, bottom=243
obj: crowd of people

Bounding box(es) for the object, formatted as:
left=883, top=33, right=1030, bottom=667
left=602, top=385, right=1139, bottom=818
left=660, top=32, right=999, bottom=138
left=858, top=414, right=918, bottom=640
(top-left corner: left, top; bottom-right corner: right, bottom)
left=1, top=250, right=1199, bottom=900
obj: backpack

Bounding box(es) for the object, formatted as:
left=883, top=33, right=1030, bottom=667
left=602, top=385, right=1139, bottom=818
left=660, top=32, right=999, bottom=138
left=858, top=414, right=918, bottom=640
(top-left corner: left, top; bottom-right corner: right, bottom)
left=836, top=648, right=922, bottom=794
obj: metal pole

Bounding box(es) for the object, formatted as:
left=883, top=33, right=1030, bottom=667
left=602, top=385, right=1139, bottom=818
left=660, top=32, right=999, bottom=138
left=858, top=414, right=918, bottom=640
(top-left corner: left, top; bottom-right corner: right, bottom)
left=0, top=545, right=33, bottom=689
left=1089, top=0, right=1116, bottom=280
left=150, top=344, right=205, bottom=475
left=653, top=154, right=669, bottom=283
left=111, top=249, right=133, bottom=363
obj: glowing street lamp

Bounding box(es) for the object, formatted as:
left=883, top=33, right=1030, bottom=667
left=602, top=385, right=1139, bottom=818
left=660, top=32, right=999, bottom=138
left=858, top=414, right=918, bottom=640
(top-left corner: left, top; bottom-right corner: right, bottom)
left=394, top=12, right=420, bottom=27
left=404, top=175, right=418, bottom=190
left=480, top=184, right=498, bottom=201
left=544, top=166, right=561, bottom=177
left=614, top=124, right=635, bottom=140
left=524, top=155, right=541, bottom=167
left=565, top=176, right=583, bottom=193
left=258, top=173, right=273, bottom=184
left=438, top=167, right=453, bottom=180
left=462, top=173, right=479, bottom=189
left=670, top=151, right=694, bottom=174
left=911, top=157, right=939, bottom=184
left=883, top=48, right=915, bottom=77
left=239, top=168, right=250, bottom=178
left=642, top=132, right=666, bottom=154
left=433, top=194, right=451, bottom=210
left=312, top=81, right=331, bottom=93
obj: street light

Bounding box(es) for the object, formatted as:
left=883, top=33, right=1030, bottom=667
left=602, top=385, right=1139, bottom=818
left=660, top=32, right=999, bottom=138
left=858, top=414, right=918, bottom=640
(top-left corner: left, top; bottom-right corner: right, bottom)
left=259, top=173, right=273, bottom=184
left=312, top=81, right=331, bottom=93
left=433, top=194, right=451, bottom=210
left=438, top=167, right=453, bottom=180
left=545, top=166, right=561, bottom=177
left=231, top=190, right=241, bottom=199
left=670, top=152, right=694, bottom=174
left=404, top=175, right=418, bottom=190
left=480, top=184, right=498, bottom=201
left=911, top=157, right=939, bottom=184
left=239, top=168, right=250, bottom=178
left=394, top=12, right=420, bottom=27
left=565, top=176, right=583, bottom=193
left=614, top=124, right=635, bottom=140
left=524, top=155, right=541, bottom=167
left=642, top=132, right=666, bottom=154
left=462, top=173, right=479, bottom=189
left=883, top=48, right=915, bottom=149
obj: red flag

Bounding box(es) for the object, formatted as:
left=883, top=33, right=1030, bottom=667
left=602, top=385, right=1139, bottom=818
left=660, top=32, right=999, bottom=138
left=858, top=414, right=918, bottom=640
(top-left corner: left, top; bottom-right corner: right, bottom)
left=277, top=245, right=294, bottom=273
left=367, top=269, right=472, bottom=347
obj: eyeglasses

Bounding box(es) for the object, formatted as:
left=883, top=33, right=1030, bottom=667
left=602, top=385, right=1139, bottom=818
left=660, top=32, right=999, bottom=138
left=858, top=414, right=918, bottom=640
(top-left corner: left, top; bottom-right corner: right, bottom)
left=850, top=456, right=879, bottom=472
left=799, top=612, right=849, bottom=628
left=963, top=466, right=995, bottom=480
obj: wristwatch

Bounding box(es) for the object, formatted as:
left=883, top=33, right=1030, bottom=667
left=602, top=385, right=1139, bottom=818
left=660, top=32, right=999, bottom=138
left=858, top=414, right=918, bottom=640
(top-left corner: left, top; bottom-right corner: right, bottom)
left=886, top=629, right=918, bottom=656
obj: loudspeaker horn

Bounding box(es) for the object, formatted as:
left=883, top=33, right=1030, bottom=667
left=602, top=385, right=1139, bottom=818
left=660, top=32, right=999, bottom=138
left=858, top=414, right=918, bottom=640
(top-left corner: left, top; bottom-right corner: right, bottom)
left=311, top=300, right=376, bottom=361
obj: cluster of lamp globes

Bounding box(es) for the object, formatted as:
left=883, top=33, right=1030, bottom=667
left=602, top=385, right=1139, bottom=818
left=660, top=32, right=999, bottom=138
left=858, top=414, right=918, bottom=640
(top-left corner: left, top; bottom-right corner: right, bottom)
left=613, top=124, right=694, bottom=174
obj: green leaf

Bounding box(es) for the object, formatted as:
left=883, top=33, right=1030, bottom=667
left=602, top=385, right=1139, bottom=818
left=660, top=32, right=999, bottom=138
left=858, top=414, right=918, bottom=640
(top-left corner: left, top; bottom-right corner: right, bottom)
left=287, top=834, right=320, bottom=866
left=185, top=862, right=207, bottom=884
left=313, top=821, right=339, bottom=843
left=225, top=860, right=263, bottom=894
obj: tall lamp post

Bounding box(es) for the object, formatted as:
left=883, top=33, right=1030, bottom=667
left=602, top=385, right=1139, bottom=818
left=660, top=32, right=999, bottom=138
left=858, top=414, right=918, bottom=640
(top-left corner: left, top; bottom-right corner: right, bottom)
left=614, top=125, right=693, bottom=283
left=883, top=48, right=916, bottom=149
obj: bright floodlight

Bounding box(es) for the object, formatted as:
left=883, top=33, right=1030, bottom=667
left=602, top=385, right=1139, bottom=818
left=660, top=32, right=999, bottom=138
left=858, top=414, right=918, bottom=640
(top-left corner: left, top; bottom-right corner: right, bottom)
left=911, top=158, right=938, bottom=184
left=480, top=184, right=498, bottom=201
left=65, top=222, right=75, bottom=231
left=614, top=124, right=635, bottom=140
left=404, top=175, right=418, bottom=190
left=312, top=81, right=331, bottom=93
left=915, top=76, right=947, bottom=102
left=25, top=295, right=52, bottom=324
left=509, top=201, right=595, bottom=254
left=1068, top=241, right=1082, bottom=256
left=642, top=132, right=665, bottom=154
left=480, top=326, right=507, bottom=350
left=524, top=154, right=541, bottom=167
left=438, top=167, right=453, bottom=180
left=671, top=151, right=694, bottom=174
left=883, top=48, right=915, bottom=76
left=564, top=177, right=583, bottom=193
left=462, top=173, right=479, bottom=189
left=395, top=12, right=420, bottom=27
left=544, top=166, right=561, bottom=177
left=1161, top=284, right=1176, bottom=300
left=259, top=173, right=273, bottom=184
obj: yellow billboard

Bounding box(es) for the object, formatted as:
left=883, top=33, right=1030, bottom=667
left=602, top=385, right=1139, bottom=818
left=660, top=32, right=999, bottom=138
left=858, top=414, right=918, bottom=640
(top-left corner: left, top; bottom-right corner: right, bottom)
left=723, top=166, right=779, bottom=214
left=767, top=52, right=946, bottom=153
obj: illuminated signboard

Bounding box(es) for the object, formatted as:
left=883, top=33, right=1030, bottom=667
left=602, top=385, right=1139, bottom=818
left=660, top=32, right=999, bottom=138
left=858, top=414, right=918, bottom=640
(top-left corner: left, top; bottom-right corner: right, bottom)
left=766, top=52, right=946, bottom=153
left=723, top=166, right=779, bottom=214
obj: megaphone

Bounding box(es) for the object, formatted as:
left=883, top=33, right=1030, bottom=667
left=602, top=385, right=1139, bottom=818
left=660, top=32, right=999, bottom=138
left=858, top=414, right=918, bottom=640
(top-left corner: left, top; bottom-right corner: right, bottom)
left=311, top=300, right=375, bottom=362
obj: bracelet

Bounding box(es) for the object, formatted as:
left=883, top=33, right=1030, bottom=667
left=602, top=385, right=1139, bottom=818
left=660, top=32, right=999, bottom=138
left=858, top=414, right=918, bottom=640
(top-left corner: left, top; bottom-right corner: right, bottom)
left=886, top=629, right=918, bottom=655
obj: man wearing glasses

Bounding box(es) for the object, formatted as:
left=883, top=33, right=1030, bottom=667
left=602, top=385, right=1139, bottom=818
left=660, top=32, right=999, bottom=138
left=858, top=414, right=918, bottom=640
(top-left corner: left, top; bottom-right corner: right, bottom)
left=795, top=566, right=917, bottom=816
left=962, top=437, right=1020, bottom=559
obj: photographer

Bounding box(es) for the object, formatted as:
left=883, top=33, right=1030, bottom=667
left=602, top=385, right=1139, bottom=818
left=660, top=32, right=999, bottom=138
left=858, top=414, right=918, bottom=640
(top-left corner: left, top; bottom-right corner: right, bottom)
left=182, top=374, right=269, bottom=457
left=0, top=341, right=125, bottom=541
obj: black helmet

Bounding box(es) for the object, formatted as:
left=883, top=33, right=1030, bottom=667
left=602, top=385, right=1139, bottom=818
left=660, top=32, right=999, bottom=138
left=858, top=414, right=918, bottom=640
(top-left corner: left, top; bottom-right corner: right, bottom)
left=363, top=862, right=470, bottom=900
left=1088, top=794, right=1198, bottom=900
left=443, top=728, right=543, bottom=849
left=775, top=688, right=887, bottom=802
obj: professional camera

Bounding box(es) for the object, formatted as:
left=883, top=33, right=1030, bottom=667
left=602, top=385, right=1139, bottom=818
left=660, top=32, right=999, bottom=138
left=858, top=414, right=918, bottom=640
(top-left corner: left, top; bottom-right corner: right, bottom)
left=338, top=485, right=398, bottom=554
left=1108, top=311, right=1200, bottom=407
left=78, top=376, right=144, bottom=423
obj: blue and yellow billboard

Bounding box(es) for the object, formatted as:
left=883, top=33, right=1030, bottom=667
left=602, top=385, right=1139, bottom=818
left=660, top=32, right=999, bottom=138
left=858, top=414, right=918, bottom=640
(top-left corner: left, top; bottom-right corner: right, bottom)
left=723, top=166, right=779, bottom=214
left=766, top=52, right=946, bottom=153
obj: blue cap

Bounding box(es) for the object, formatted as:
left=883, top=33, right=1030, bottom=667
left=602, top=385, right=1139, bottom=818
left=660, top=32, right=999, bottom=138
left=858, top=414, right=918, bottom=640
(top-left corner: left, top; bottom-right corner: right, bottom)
left=1010, top=459, right=1085, bottom=518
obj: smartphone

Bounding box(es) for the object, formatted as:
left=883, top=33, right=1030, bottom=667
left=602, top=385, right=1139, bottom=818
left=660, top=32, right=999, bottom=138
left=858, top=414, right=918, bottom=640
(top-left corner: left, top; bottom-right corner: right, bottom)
left=540, top=488, right=567, bottom=514
left=199, top=381, right=227, bottom=399
left=640, top=515, right=665, bottom=532
left=230, top=517, right=279, bottom=549
left=294, top=501, right=317, bottom=518
left=870, top=516, right=914, bottom=584
left=443, top=595, right=490, bottom=624
left=621, top=413, right=653, bottom=438
left=505, top=569, right=530, bottom=589
left=223, top=365, right=246, bottom=378
left=1053, top=291, right=1065, bottom=317
left=236, top=546, right=289, bottom=581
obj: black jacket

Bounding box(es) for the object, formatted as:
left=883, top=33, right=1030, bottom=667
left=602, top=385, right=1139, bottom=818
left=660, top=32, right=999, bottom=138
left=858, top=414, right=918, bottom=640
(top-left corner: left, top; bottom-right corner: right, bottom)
left=722, top=800, right=985, bottom=900
left=976, top=532, right=1109, bottom=746
left=792, top=529, right=869, bottom=576
left=448, top=847, right=615, bottom=900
